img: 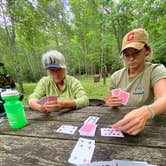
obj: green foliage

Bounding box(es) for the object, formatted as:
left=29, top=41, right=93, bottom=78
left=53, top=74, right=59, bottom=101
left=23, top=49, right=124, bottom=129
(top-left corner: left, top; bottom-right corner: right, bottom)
left=0, top=0, right=165, bottom=87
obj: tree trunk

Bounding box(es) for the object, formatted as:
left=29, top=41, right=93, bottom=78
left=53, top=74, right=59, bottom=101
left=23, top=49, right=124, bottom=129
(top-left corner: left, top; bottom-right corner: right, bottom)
left=3, top=1, right=24, bottom=93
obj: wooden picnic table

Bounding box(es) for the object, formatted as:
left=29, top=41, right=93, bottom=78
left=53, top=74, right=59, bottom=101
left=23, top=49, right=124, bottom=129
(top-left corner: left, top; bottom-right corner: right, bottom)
left=0, top=106, right=165, bottom=166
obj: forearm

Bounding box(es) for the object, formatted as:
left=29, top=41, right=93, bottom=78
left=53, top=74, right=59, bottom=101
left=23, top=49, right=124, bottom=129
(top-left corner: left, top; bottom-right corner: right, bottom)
left=60, top=100, right=76, bottom=109
left=149, top=96, right=166, bottom=116
left=74, top=95, right=89, bottom=109
left=29, top=100, right=45, bottom=112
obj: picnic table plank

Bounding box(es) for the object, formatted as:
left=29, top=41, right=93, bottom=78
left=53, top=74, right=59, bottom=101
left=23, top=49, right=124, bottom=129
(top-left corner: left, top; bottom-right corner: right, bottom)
left=24, top=106, right=166, bottom=126
left=0, top=135, right=165, bottom=166
left=0, top=118, right=165, bottom=148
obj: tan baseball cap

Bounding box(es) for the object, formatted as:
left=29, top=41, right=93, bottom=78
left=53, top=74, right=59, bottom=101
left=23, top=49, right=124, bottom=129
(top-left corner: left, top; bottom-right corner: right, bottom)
left=42, top=50, right=66, bottom=69
left=120, top=28, right=149, bottom=54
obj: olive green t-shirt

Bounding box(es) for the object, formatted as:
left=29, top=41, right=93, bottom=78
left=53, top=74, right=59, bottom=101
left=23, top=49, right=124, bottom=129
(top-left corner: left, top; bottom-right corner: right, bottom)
left=28, top=75, right=89, bottom=109
left=110, top=62, right=166, bottom=106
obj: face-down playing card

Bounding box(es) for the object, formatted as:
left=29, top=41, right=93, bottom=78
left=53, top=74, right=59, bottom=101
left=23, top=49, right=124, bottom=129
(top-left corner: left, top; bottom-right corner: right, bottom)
left=79, top=123, right=97, bottom=137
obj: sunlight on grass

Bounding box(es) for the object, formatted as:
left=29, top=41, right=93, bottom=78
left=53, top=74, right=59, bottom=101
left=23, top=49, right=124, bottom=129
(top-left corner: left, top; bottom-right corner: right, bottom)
left=76, top=75, right=109, bottom=99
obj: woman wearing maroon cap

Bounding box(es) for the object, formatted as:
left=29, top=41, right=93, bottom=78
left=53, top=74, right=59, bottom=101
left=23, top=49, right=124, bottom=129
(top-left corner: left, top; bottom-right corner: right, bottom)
left=106, top=28, right=166, bottom=135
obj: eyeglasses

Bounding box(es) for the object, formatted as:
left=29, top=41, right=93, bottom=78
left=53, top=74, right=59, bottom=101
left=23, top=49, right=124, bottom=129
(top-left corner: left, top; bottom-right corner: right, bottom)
left=123, top=48, right=144, bottom=59
left=48, top=68, right=64, bottom=74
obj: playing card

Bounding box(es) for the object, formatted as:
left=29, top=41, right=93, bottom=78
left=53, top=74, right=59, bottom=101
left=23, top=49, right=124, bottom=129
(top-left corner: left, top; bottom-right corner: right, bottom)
left=37, top=96, right=47, bottom=104
left=76, top=160, right=155, bottom=166
left=56, top=125, right=78, bottom=134
left=101, top=127, right=124, bottom=137
left=37, top=95, right=58, bottom=104
left=84, top=116, right=100, bottom=124
left=78, top=137, right=95, bottom=146
left=112, top=160, right=148, bottom=166
left=111, top=88, right=121, bottom=97
left=79, top=123, right=97, bottom=137
left=68, top=138, right=95, bottom=165
left=119, top=90, right=130, bottom=105
left=46, top=95, right=58, bottom=102
left=77, top=161, right=114, bottom=166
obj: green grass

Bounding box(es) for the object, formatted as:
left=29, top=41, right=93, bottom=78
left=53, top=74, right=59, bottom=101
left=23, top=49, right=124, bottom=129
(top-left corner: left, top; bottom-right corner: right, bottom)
left=21, top=75, right=110, bottom=105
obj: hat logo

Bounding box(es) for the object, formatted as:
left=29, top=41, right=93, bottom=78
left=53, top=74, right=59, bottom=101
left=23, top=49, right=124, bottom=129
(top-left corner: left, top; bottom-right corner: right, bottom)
left=127, top=32, right=135, bottom=41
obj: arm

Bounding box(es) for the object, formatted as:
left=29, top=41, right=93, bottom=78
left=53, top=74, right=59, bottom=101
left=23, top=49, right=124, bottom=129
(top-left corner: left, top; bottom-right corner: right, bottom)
left=29, top=100, right=46, bottom=112
left=112, top=79, right=166, bottom=135
left=71, top=78, right=89, bottom=109
left=28, top=78, right=47, bottom=112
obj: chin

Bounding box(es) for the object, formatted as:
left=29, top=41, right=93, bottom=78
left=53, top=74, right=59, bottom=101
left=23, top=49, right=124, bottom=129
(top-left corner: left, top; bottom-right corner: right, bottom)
left=129, top=64, right=137, bottom=68
left=53, top=79, right=63, bottom=84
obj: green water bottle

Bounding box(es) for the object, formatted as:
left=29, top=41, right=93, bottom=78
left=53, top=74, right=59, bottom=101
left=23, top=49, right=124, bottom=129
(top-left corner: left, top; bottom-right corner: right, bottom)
left=1, top=90, right=27, bottom=129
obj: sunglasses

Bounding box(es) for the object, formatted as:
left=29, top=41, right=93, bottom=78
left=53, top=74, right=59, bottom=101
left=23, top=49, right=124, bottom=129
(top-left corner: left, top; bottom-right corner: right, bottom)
left=123, top=48, right=144, bottom=58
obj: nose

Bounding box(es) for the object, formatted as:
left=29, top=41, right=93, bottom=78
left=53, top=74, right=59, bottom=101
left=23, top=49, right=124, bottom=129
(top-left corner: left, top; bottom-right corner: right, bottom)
left=127, top=55, right=135, bottom=60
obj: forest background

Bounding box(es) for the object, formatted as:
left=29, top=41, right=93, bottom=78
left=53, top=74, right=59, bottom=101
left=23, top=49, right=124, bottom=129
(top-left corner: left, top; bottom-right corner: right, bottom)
left=0, top=0, right=165, bottom=100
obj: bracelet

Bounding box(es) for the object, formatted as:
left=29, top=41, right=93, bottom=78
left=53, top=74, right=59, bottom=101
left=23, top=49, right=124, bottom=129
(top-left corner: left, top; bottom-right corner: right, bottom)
left=146, top=106, right=155, bottom=119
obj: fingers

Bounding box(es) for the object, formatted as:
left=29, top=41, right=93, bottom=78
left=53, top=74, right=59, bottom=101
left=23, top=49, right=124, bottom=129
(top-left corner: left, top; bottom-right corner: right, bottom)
left=42, top=101, right=61, bottom=112
left=127, top=125, right=145, bottom=135
left=112, top=112, right=146, bottom=135
left=112, top=117, right=130, bottom=129
left=105, top=96, right=121, bottom=107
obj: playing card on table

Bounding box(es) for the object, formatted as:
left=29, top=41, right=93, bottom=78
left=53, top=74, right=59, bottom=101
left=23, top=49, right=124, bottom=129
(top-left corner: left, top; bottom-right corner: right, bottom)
left=68, top=138, right=95, bottom=165
left=101, top=127, right=124, bottom=137
left=76, top=160, right=156, bottom=166
left=79, top=123, right=97, bottom=137
left=77, top=161, right=114, bottom=166
left=84, top=116, right=100, bottom=124
left=56, top=125, right=78, bottom=134
left=111, top=160, right=148, bottom=166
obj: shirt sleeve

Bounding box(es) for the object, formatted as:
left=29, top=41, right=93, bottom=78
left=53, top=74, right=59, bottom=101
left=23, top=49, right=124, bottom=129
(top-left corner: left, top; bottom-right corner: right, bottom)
left=28, top=78, right=46, bottom=103
left=151, top=64, right=166, bottom=86
left=109, top=69, right=124, bottom=90
left=70, top=78, right=89, bottom=109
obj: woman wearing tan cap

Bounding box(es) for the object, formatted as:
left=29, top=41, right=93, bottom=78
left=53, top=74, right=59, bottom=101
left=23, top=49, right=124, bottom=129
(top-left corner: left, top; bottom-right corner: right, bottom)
left=106, top=28, right=166, bottom=135
left=29, top=50, right=89, bottom=113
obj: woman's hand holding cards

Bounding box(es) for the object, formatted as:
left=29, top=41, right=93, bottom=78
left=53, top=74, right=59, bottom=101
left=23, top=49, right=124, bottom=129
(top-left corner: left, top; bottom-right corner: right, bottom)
left=105, top=91, right=122, bottom=108
left=106, top=89, right=130, bottom=108
left=41, top=95, right=61, bottom=112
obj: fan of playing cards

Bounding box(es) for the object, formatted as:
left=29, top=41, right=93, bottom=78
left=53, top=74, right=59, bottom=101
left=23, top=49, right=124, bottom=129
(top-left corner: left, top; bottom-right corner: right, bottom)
left=111, top=88, right=130, bottom=105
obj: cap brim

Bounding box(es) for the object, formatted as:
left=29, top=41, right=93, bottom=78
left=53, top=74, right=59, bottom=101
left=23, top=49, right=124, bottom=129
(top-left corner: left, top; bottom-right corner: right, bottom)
left=120, top=42, right=145, bottom=55
left=45, top=64, right=66, bottom=69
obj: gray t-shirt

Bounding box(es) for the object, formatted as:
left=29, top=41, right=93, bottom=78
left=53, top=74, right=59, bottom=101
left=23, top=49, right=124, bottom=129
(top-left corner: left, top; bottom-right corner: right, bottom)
left=110, top=62, right=166, bottom=106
